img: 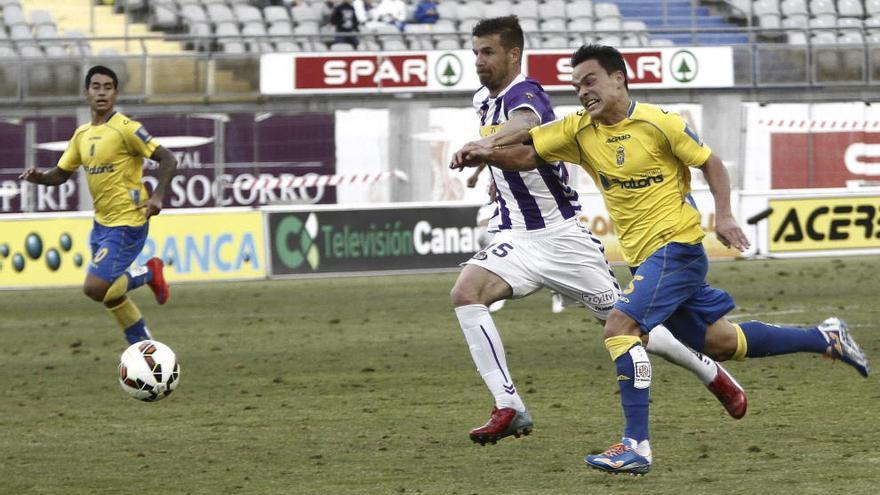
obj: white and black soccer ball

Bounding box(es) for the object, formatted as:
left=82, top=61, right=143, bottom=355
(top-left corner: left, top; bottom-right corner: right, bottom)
left=118, top=340, right=180, bottom=402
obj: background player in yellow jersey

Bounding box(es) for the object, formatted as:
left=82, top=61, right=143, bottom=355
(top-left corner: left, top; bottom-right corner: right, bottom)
left=451, top=44, right=869, bottom=475
left=20, top=65, right=178, bottom=344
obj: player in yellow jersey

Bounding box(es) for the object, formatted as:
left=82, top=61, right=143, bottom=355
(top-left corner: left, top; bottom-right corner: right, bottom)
left=20, top=66, right=178, bottom=344
left=451, top=44, right=869, bottom=475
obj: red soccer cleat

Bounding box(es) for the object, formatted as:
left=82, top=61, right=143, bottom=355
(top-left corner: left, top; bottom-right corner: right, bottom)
left=469, top=407, right=533, bottom=445
left=706, top=362, right=747, bottom=419
left=145, top=257, right=169, bottom=305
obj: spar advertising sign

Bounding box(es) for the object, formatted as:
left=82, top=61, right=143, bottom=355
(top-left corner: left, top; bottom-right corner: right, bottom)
left=743, top=102, right=880, bottom=190
left=267, top=204, right=481, bottom=275
left=260, top=47, right=733, bottom=95
left=261, top=51, right=480, bottom=94
left=525, top=47, right=733, bottom=90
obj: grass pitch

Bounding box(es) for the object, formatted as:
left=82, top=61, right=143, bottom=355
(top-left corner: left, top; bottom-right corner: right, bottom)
left=1, top=256, right=878, bottom=495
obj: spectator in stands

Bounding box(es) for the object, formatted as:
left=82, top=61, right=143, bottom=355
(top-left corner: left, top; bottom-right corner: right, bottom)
left=371, top=0, right=406, bottom=31
left=329, top=0, right=360, bottom=47
left=413, top=0, right=439, bottom=24
left=352, top=0, right=374, bottom=25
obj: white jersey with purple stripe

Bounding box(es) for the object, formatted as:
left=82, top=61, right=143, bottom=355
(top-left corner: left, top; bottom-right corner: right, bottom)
left=473, top=74, right=581, bottom=232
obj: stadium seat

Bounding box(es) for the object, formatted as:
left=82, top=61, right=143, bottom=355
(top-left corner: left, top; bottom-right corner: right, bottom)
left=242, top=23, right=272, bottom=52
left=519, top=18, right=539, bottom=32
left=759, top=12, right=782, bottom=28
left=597, top=34, right=622, bottom=46
left=567, top=17, right=594, bottom=34
left=29, top=10, right=54, bottom=29
left=622, top=20, right=648, bottom=46
left=291, top=3, right=323, bottom=24
left=869, top=0, right=880, bottom=16
left=565, top=0, right=594, bottom=21
left=263, top=6, right=290, bottom=26
left=754, top=0, right=780, bottom=16
left=808, top=0, right=836, bottom=16
left=233, top=5, right=264, bottom=29
left=382, top=38, right=407, bottom=50
left=539, top=18, right=566, bottom=34
left=435, top=38, right=460, bottom=49
left=329, top=41, right=356, bottom=51
left=2, top=5, right=27, bottom=27
left=781, top=15, right=808, bottom=28
left=810, top=30, right=837, bottom=43
left=275, top=40, right=299, bottom=52
left=542, top=35, right=568, bottom=48
left=64, top=31, right=90, bottom=57
left=404, top=23, right=433, bottom=50
left=837, top=0, right=864, bottom=18
left=868, top=32, right=880, bottom=44
left=206, top=4, right=235, bottom=27
left=457, top=3, right=484, bottom=24
left=787, top=31, right=808, bottom=44
left=539, top=0, right=567, bottom=20
left=432, top=19, right=456, bottom=33
left=150, top=4, right=179, bottom=31
left=838, top=31, right=864, bottom=44
left=594, top=17, right=622, bottom=33
left=837, top=17, right=863, bottom=36
left=483, top=1, right=513, bottom=19
left=781, top=0, right=808, bottom=17
left=435, top=2, right=458, bottom=21
left=593, top=2, right=621, bottom=21
left=511, top=0, right=539, bottom=20
left=649, top=37, right=675, bottom=46
left=867, top=16, right=880, bottom=34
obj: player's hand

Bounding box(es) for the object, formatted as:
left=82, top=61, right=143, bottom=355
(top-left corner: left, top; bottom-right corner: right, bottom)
left=19, top=168, right=43, bottom=184
left=715, top=214, right=750, bottom=252
left=450, top=142, right=491, bottom=170
left=140, top=195, right=164, bottom=219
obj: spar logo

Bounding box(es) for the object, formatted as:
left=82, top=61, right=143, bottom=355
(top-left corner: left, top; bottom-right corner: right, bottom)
left=275, top=213, right=320, bottom=270
left=435, top=53, right=463, bottom=86
left=670, top=50, right=698, bottom=83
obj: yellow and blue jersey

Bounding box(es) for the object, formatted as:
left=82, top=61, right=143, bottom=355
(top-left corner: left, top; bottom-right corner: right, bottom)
left=57, top=111, right=159, bottom=227
left=530, top=101, right=711, bottom=266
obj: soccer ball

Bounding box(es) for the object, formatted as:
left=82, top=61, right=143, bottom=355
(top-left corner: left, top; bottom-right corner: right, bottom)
left=118, top=340, right=180, bottom=402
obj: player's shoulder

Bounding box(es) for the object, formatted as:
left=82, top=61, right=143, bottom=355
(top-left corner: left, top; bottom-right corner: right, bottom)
left=630, top=101, right=684, bottom=129
left=472, top=85, right=489, bottom=106
left=108, top=111, right=142, bottom=130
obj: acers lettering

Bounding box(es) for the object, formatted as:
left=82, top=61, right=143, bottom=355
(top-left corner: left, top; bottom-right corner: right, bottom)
left=773, top=203, right=880, bottom=242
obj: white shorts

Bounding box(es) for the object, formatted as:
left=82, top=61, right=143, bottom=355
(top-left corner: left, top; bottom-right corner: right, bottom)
left=462, top=218, right=620, bottom=319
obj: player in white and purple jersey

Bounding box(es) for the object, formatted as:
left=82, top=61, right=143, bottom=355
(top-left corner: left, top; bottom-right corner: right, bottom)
left=450, top=16, right=747, bottom=446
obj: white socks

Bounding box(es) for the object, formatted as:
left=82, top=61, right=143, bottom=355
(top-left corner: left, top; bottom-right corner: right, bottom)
left=645, top=325, right=718, bottom=385
left=455, top=304, right=526, bottom=412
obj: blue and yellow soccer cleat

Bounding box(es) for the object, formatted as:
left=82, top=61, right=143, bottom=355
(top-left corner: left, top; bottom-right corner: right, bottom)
left=585, top=438, right=652, bottom=476
left=819, top=317, right=870, bottom=378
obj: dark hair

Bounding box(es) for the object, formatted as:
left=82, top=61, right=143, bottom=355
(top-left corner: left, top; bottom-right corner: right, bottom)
left=570, top=44, right=628, bottom=89
left=84, top=65, right=118, bottom=90
left=472, top=15, right=524, bottom=52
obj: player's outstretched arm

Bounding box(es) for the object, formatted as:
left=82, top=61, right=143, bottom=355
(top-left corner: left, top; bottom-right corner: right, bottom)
left=483, top=108, right=542, bottom=148
left=143, top=145, right=178, bottom=219
left=450, top=141, right=544, bottom=172
left=19, top=167, right=72, bottom=186
left=701, top=153, right=750, bottom=252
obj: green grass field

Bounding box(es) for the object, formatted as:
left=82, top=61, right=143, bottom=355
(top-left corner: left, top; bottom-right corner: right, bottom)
left=1, top=256, right=878, bottom=495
